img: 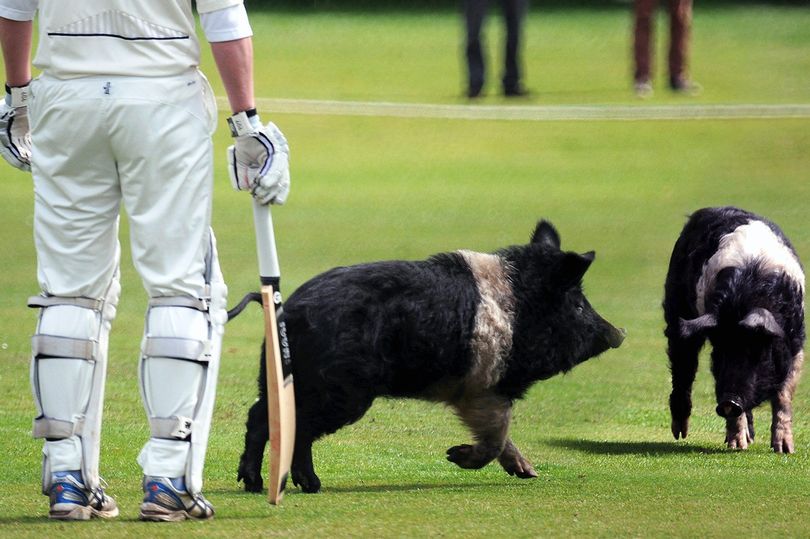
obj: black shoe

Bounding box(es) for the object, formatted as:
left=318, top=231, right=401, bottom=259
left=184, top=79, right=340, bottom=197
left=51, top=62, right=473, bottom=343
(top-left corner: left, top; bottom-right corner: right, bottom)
left=467, top=85, right=483, bottom=99
left=504, top=86, right=530, bottom=98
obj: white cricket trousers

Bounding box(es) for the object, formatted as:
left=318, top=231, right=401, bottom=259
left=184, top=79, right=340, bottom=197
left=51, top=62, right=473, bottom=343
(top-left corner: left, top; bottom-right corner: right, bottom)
left=29, top=71, right=217, bottom=298
left=28, top=70, right=222, bottom=482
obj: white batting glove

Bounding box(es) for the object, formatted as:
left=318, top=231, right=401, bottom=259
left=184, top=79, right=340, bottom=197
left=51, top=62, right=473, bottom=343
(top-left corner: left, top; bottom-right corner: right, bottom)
left=226, top=110, right=290, bottom=205
left=0, top=82, right=32, bottom=172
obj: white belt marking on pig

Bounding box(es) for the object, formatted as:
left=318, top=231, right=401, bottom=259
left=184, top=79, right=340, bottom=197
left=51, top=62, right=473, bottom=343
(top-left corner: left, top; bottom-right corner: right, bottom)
left=458, top=250, right=516, bottom=389
left=696, top=220, right=805, bottom=315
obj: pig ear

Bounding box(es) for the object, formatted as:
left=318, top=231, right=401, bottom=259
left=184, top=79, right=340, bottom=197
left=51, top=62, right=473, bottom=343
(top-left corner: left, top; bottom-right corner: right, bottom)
left=739, top=308, right=785, bottom=338
left=558, top=251, right=595, bottom=287
left=531, top=220, right=561, bottom=249
left=679, top=313, right=717, bottom=339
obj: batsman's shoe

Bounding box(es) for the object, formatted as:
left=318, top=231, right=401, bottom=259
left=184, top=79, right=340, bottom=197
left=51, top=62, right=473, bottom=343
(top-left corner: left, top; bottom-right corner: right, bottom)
left=139, top=476, right=214, bottom=522
left=48, top=470, right=119, bottom=520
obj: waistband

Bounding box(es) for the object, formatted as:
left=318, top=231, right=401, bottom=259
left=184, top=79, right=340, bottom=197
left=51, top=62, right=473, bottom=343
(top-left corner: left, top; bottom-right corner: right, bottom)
left=35, top=69, right=208, bottom=100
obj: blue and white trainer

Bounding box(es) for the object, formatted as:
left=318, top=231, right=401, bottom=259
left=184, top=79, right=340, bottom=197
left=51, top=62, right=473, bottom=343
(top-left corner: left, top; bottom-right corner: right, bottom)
left=139, top=476, right=214, bottom=521
left=48, top=470, right=119, bottom=520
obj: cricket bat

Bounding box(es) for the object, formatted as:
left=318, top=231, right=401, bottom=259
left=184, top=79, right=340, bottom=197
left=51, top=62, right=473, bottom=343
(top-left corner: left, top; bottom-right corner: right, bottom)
left=252, top=199, right=296, bottom=505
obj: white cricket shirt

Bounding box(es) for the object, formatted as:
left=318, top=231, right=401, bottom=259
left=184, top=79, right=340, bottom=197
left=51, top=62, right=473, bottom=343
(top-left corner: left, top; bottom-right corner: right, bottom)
left=25, top=0, right=244, bottom=78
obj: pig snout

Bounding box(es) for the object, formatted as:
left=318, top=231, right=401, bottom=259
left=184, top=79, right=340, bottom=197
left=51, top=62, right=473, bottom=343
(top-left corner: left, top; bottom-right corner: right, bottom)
left=607, top=326, right=626, bottom=348
left=716, top=396, right=744, bottom=418
left=598, top=319, right=626, bottom=349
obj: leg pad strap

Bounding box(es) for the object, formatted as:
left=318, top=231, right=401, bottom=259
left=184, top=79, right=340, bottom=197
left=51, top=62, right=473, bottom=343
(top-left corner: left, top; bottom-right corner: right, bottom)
left=142, top=336, right=209, bottom=362
left=28, top=295, right=105, bottom=310
left=33, top=417, right=86, bottom=439
left=32, top=335, right=97, bottom=362
left=149, top=416, right=194, bottom=439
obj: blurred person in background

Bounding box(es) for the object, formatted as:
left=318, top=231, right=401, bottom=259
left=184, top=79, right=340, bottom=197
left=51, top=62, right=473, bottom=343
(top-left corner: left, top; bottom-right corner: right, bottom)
left=632, top=0, right=701, bottom=97
left=463, top=0, right=529, bottom=98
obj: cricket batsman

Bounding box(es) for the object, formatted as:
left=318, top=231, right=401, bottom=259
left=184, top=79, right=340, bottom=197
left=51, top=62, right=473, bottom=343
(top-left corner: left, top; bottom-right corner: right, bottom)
left=0, top=0, right=290, bottom=521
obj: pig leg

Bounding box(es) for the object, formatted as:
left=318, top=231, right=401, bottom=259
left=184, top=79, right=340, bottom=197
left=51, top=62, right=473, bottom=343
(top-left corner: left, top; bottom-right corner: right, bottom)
left=725, top=413, right=753, bottom=450
left=746, top=410, right=755, bottom=441
left=771, top=350, right=803, bottom=454
left=666, top=335, right=703, bottom=440
left=237, top=396, right=269, bottom=492
left=447, top=392, right=512, bottom=471
left=291, top=431, right=321, bottom=493
left=291, top=383, right=376, bottom=493
left=237, top=346, right=270, bottom=492
left=498, top=439, right=538, bottom=478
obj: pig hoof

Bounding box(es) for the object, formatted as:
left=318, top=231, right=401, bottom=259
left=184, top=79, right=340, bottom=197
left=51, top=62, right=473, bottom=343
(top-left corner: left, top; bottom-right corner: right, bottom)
left=241, top=476, right=263, bottom=493
left=725, top=429, right=752, bottom=450
left=237, top=463, right=263, bottom=493
left=725, top=415, right=753, bottom=450
left=671, top=417, right=689, bottom=440
left=726, top=435, right=751, bottom=450
left=501, top=457, right=538, bottom=479
left=446, top=444, right=488, bottom=469
left=772, top=427, right=794, bottom=454
left=772, top=441, right=794, bottom=454
left=446, top=444, right=474, bottom=468
left=292, top=469, right=321, bottom=493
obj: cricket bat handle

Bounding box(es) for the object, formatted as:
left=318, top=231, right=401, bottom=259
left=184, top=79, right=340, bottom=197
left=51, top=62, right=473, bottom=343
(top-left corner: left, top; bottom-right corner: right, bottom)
left=252, top=198, right=281, bottom=284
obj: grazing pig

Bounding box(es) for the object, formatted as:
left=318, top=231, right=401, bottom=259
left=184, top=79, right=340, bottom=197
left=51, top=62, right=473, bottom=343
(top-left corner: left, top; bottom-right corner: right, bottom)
left=664, top=206, right=805, bottom=452
left=236, top=220, right=625, bottom=493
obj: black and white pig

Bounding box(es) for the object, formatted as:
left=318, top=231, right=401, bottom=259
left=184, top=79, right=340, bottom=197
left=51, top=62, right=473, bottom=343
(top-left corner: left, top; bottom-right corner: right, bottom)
left=236, top=220, right=626, bottom=493
left=664, top=206, right=805, bottom=452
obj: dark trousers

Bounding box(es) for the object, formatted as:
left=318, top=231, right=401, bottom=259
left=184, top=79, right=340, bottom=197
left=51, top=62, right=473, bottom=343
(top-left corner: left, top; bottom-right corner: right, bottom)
left=464, top=0, right=527, bottom=93
left=633, top=0, right=693, bottom=84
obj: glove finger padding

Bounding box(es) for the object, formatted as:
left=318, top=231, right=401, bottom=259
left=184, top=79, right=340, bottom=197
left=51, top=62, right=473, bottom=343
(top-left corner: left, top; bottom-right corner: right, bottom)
left=252, top=149, right=290, bottom=205
left=226, top=120, right=290, bottom=205
left=227, top=137, right=268, bottom=192
left=0, top=104, right=32, bottom=172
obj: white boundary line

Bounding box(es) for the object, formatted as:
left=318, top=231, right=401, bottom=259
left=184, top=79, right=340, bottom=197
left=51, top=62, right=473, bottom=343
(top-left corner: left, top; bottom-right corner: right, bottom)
left=218, top=97, right=810, bottom=122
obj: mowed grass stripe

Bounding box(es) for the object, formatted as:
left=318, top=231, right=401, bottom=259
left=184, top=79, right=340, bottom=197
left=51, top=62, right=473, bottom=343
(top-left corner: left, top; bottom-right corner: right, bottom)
left=219, top=97, right=810, bottom=122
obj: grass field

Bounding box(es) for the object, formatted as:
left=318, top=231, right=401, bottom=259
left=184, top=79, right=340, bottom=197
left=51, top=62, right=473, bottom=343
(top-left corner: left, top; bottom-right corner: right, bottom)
left=1, top=5, right=810, bottom=537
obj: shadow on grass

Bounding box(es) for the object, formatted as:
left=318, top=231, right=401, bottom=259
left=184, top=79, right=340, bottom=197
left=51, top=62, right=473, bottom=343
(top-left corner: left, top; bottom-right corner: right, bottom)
left=0, top=515, right=149, bottom=524
left=220, top=479, right=531, bottom=498
left=318, top=481, right=524, bottom=494
left=547, top=437, right=728, bottom=456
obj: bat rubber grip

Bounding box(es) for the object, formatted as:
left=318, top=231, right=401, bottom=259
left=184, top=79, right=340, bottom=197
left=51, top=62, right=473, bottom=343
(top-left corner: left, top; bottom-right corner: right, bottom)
left=252, top=199, right=281, bottom=281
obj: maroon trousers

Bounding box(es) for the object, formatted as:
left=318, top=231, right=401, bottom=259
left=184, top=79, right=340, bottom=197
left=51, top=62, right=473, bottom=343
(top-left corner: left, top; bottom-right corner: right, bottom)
left=633, top=0, right=693, bottom=84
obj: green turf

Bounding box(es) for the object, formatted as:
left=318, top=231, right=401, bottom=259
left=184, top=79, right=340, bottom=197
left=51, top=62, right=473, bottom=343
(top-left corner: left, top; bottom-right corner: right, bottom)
left=232, top=6, right=810, bottom=104
left=1, top=6, right=810, bottom=537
